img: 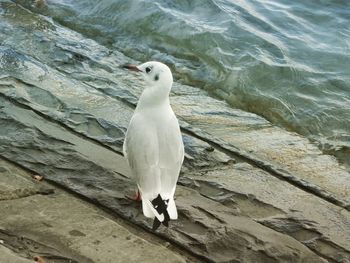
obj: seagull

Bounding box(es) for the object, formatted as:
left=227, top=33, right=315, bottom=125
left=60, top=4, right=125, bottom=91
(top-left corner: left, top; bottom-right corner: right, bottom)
left=122, top=61, right=184, bottom=230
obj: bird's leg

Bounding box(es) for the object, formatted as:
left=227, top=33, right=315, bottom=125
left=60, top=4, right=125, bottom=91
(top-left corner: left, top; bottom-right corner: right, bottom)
left=126, top=189, right=142, bottom=201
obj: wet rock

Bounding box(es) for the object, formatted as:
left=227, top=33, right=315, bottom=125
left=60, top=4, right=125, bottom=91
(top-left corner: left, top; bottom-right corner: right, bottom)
left=0, top=229, right=80, bottom=263
left=0, top=75, right=127, bottom=153
left=0, top=101, right=328, bottom=263
left=182, top=134, right=234, bottom=171
left=0, top=187, right=54, bottom=201
left=181, top=163, right=350, bottom=262
left=0, top=160, right=188, bottom=263
left=0, top=245, right=34, bottom=263
left=171, top=83, right=350, bottom=206
left=258, top=216, right=350, bottom=263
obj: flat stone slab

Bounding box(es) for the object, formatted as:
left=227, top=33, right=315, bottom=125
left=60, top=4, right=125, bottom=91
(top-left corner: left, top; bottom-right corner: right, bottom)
left=0, top=97, right=331, bottom=263
left=0, top=245, right=34, bottom=263
left=180, top=163, right=350, bottom=262
left=0, top=159, right=189, bottom=263
left=170, top=84, right=350, bottom=207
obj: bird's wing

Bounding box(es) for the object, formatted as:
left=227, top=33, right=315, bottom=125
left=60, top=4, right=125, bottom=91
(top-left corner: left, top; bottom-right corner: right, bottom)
left=124, top=113, right=164, bottom=219
left=158, top=115, right=184, bottom=199
left=123, top=113, right=160, bottom=190
left=159, top=115, right=184, bottom=168
left=123, top=113, right=184, bottom=220
left=159, top=115, right=184, bottom=220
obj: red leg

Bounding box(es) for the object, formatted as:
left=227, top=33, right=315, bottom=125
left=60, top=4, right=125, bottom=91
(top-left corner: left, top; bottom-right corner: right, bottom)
left=126, top=189, right=142, bottom=201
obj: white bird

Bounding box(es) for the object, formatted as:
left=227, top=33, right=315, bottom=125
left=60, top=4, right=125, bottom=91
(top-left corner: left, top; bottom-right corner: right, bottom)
left=122, top=61, right=184, bottom=229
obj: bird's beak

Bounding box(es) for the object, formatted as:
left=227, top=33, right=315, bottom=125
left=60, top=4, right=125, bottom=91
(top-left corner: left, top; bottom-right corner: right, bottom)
left=122, top=64, right=142, bottom=72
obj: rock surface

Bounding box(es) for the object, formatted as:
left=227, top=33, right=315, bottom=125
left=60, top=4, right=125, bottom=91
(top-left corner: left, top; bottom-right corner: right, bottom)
left=0, top=159, right=193, bottom=263
left=0, top=2, right=349, bottom=263
left=0, top=98, right=330, bottom=263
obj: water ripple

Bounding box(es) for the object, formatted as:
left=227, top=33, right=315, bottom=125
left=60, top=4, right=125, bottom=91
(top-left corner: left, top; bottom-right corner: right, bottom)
left=9, top=0, right=350, bottom=149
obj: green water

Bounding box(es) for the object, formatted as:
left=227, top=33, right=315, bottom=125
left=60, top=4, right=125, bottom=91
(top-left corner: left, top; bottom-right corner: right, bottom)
left=8, top=0, right=350, bottom=151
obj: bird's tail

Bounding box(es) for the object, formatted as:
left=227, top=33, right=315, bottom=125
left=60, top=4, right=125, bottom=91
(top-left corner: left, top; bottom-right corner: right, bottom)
left=142, top=194, right=178, bottom=230
left=142, top=198, right=164, bottom=222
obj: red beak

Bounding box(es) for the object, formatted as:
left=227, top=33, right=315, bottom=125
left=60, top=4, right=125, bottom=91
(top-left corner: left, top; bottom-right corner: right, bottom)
left=122, top=64, right=142, bottom=72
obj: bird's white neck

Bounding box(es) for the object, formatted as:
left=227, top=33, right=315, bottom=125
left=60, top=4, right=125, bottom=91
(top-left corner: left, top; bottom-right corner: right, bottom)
left=136, top=85, right=171, bottom=112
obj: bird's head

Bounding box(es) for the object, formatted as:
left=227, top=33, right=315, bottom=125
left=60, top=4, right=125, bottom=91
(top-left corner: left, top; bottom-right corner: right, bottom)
left=123, top=61, right=173, bottom=93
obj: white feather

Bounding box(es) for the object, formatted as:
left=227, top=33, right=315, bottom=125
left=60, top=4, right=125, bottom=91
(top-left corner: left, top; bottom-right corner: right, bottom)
left=123, top=61, right=184, bottom=221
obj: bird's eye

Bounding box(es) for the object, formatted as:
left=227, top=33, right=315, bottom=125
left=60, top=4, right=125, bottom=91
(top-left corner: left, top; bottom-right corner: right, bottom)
left=145, top=67, right=151, bottom=73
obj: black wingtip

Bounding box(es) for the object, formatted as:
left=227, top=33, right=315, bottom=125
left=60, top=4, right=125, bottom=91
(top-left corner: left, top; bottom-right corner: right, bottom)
left=152, top=218, right=162, bottom=231
left=162, top=219, right=169, bottom=228
left=151, top=194, right=171, bottom=231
